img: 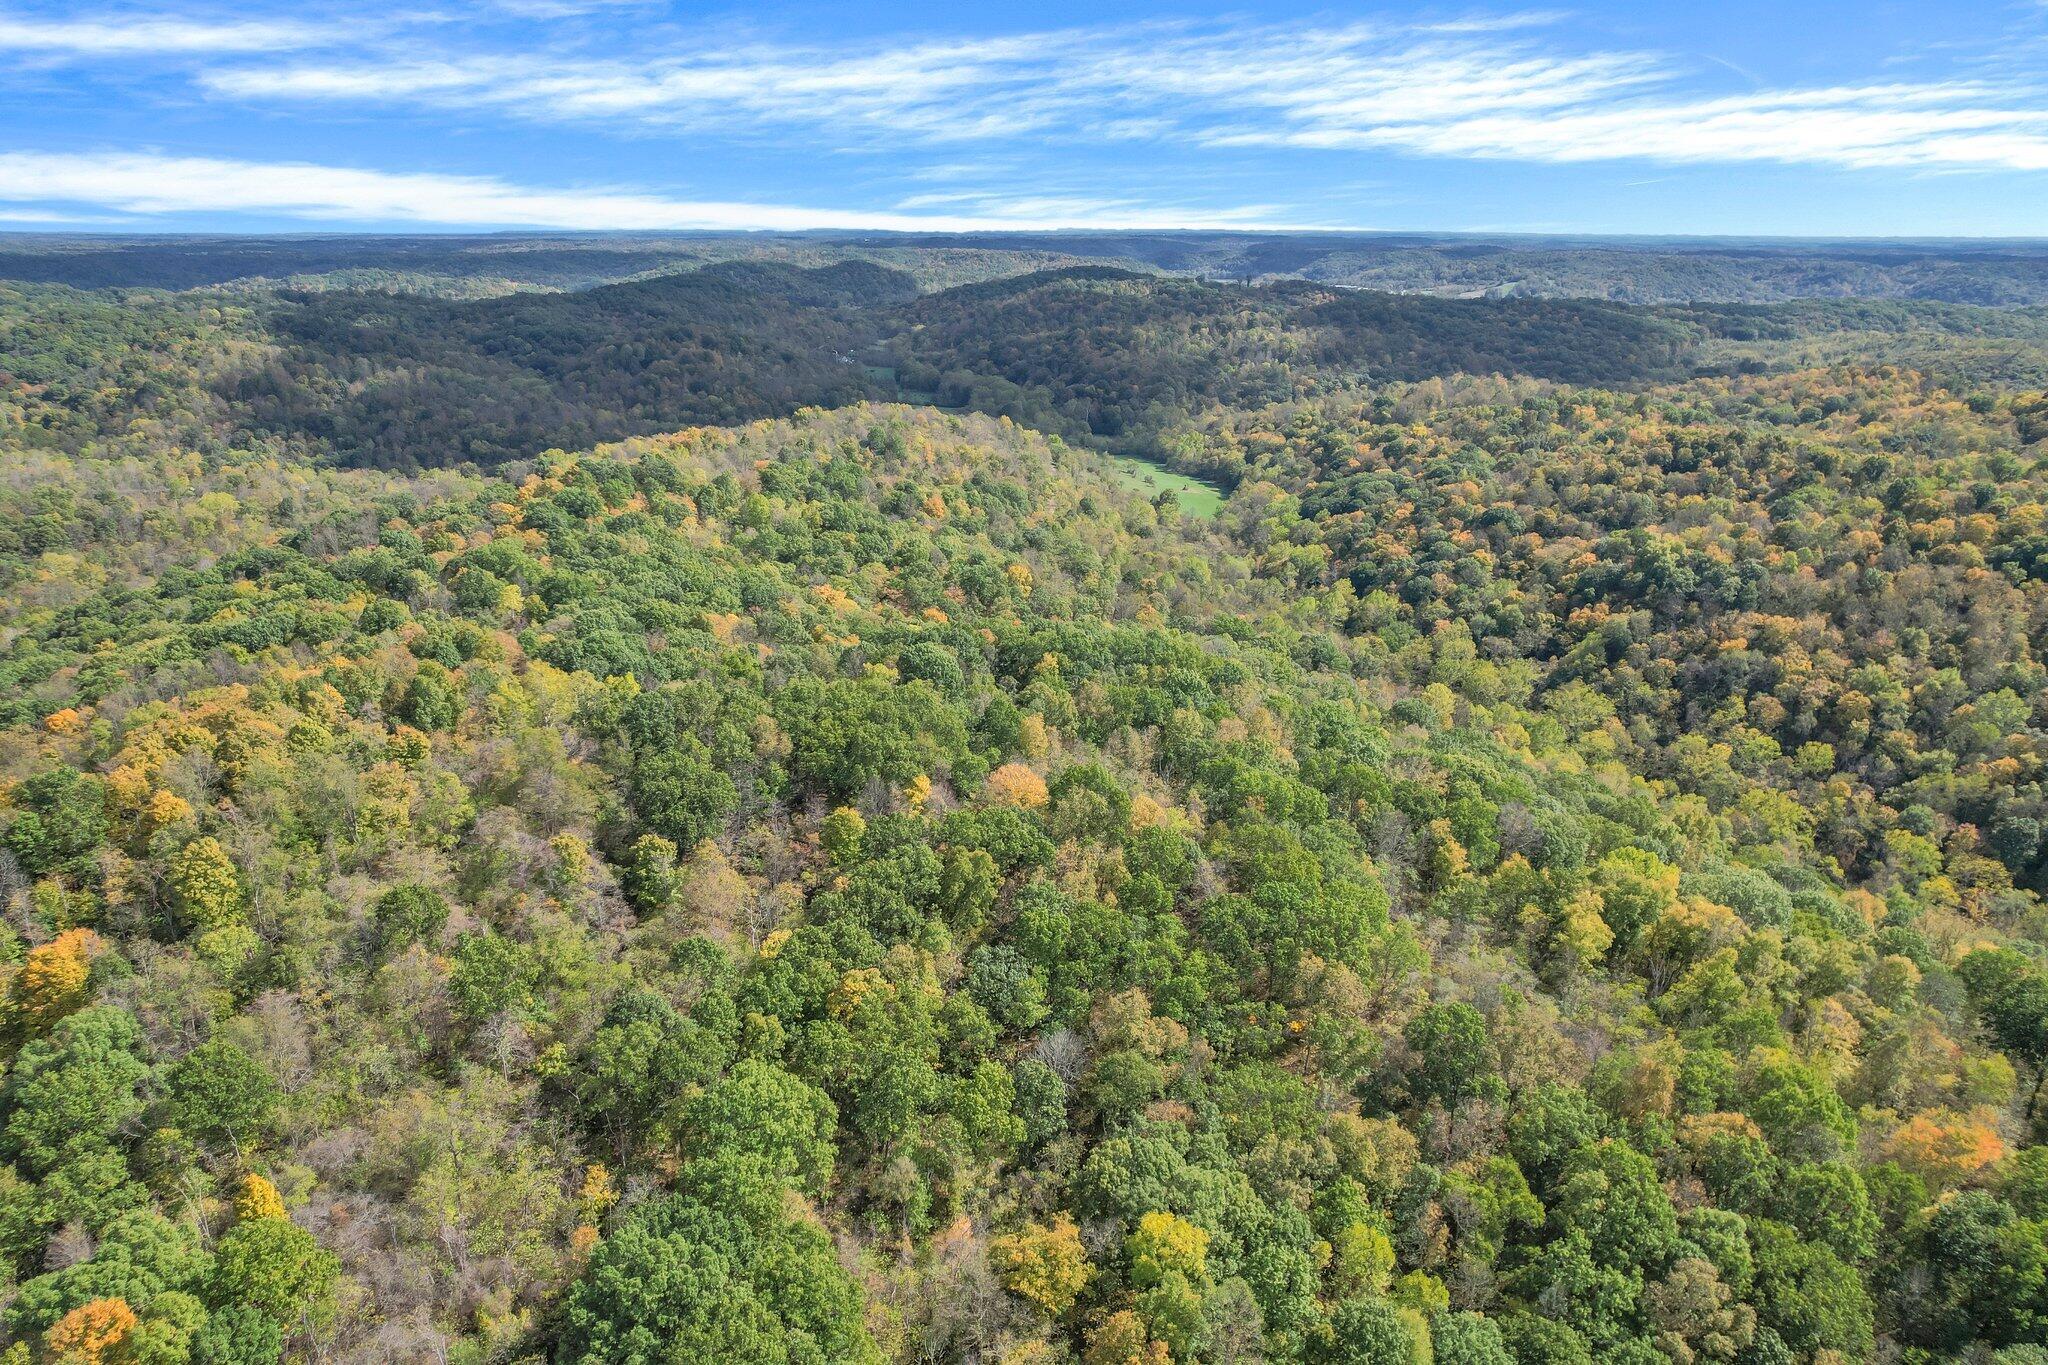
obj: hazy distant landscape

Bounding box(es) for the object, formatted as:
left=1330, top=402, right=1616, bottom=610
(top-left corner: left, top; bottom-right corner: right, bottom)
left=10, top=229, right=2048, bottom=305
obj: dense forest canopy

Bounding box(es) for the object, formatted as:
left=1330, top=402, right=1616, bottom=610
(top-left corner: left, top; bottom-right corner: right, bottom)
left=9, top=256, right=2044, bottom=473
left=890, top=270, right=1707, bottom=445
left=1, top=233, right=2048, bottom=1365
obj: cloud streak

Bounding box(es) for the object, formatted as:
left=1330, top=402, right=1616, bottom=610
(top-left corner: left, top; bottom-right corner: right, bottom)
left=200, top=22, right=1660, bottom=144
left=0, top=11, right=327, bottom=54
left=0, top=149, right=1301, bottom=230
left=1208, top=83, right=2048, bottom=172
left=191, top=17, right=2048, bottom=172
left=202, top=33, right=1093, bottom=140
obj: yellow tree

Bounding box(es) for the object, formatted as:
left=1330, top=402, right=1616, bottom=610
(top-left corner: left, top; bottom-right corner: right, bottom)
left=43, top=1298, right=138, bottom=1365
left=986, top=763, right=1050, bottom=810
left=1125, top=1212, right=1211, bottom=1359
left=1881, top=1109, right=2006, bottom=1190
left=990, top=1215, right=1094, bottom=1317
left=9, top=928, right=99, bottom=1037
left=1127, top=1212, right=1208, bottom=1290
left=234, top=1172, right=288, bottom=1222
left=1084, top=1311, right=1169, bottom=1365
left=169, top=836, right=243, bottom=933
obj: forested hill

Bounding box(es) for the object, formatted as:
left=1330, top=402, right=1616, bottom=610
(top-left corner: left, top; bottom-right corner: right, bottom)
left=0, top=238, right=700, bottom=292
left=3, top=394, right=2048, bottom=1365
left=254, top=263, right=1708, bottom=467
left=228, top=260, right=915, bottom=467
left=17, top=260, right=2037, bottom=473
left=891, top=268, right=1703, bottom=443
left=0, top=235, right=1104, bottom=295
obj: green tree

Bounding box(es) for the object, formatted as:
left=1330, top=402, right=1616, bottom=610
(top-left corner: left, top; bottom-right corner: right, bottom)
left=1496, top=1311, right=1594, bottom=1365
left=1748, top=1218, right=1873, bottom=1360
left=164, top=1040, right=278, bottom=1157
left=5, top=768, right=109, bottom=879
left=1589, top=848, right=1679, bottom=950
left=1960, top=949, right=2048, bottom=1116
left=448, top=932, right=540, bottom=1025
left=2, top=1006, right=151, bottom=1180
left=620, top=834, right=682, bottom=917
left=577, top=990, right=727, bottom=1165
left=190, top=1304, right=283, bottom=1365
left=371, top=882, right=448, bottom=952
left=206, top=1216, right=339, bottom=1328
left=398, top=664, right=461, bottom=731
left=1430, top=1311, right=1513, bottom=1365
left=1310, top=1298, right=1428, bottom=1365
left=1404, top=1002, right=1504, bottom=1109
left=1548, top=1140, right=1680, bottom=1271
left=678, top=1059, right=837, bottom=1197
left=5, top=1212, right=204, bottom=1339
left=556, top=1156, right=881, bottom=1365
left=630, top=739, right=738, bottom=851
left=1775, top=1163, right=1876, bottom=1263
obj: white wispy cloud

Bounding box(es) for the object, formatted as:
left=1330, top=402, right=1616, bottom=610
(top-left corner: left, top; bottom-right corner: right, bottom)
left=1206, top=82, right=2048, bottom=171
left=199, top=23, right=1649, bottom=143
left=0, top=149, right=1301, bottom=230
left=190, top=17, right=2048, bottom=173
left=0, top=206, right=103, bottom=223
left=0, top=11, right=327, bottom=54
left=1418, top=11, right=1573, bottom=34
left=202, top=33, right=1089, bottom=140
left=488, top=0, right=659, bottom=17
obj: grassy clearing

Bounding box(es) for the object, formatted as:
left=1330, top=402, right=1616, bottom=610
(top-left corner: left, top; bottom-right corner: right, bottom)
left=1099, top=451, right=1227, bottom=519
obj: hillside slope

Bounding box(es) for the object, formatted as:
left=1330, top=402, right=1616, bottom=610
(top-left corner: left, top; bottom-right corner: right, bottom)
left=1, top=398, right=2045, bottom=1363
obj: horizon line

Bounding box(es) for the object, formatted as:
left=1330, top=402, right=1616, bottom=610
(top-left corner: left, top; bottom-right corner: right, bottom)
left=5, top=226, right=2048, bottom=247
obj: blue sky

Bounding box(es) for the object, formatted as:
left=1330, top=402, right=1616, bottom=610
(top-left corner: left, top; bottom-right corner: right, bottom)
left=2, top=0, right=2046, bottom=237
